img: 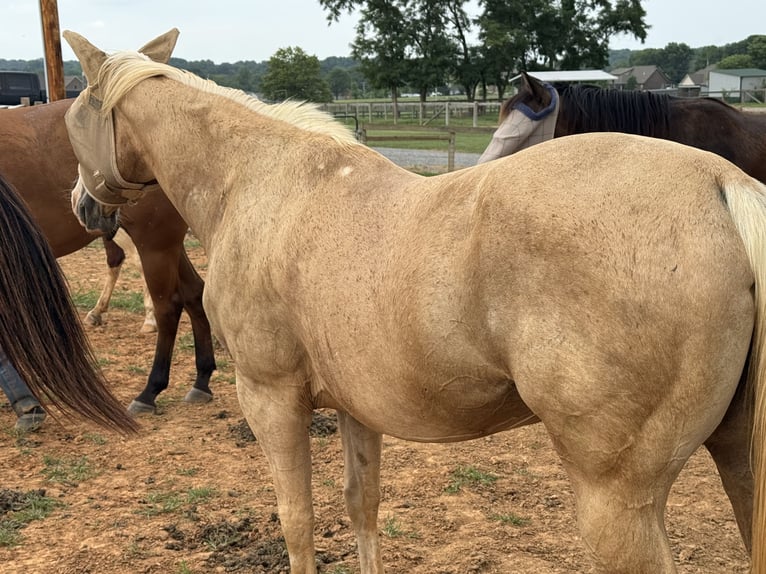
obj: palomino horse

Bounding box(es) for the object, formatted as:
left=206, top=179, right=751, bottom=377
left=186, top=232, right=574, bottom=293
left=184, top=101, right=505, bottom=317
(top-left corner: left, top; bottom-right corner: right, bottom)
left=0, top=30, right=216, bottom=414
left=64, top=30, right=766, bottom=574
left=0, top=172, right=137, bottom=434
left=480, top=71, right=766, bottom=185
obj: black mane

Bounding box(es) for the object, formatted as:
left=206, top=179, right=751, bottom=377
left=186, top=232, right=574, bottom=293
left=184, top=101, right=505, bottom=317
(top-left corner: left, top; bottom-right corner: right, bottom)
left=554, top=83, right=673, bottom=138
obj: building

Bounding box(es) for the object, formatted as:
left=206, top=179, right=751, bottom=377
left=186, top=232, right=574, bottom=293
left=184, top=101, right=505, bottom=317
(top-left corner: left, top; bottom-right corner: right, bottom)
left=509, top=70, right=617, bottom=86
left=609, top=66, right=671, bottom=90
left=708, top=68, right=766, bottom=102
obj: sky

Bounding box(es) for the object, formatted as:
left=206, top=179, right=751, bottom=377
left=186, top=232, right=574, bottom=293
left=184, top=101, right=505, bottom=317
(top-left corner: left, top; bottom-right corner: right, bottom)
left=1, top=0, right=765, bottom=64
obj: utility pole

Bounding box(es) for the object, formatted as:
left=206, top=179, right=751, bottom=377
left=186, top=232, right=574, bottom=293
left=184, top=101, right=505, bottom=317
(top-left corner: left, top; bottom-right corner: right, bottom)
left=39, top=0, right=65, bottom=101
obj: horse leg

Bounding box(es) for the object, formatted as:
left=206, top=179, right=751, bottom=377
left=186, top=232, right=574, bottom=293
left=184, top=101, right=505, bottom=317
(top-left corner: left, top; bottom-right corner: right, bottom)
left=140, top=284, right=157, bottom=333
left=85, top=237, right=125, bottom=326
left=237, top=373, right=317, bottom=573
left=336, top=411, right=384, bottom=573
left=704, top=375, right=753, bottom=552
left=175, top=249, right=216, bottom=403
left=128, top=250, right=184, bottom=414
left=526, top=365, right=739, bottom=573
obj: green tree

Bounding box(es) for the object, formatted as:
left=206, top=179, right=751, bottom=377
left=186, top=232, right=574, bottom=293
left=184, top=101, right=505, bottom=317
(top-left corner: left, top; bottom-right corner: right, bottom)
left=327, top=67, right=352, bottom=98
left=747, top=35, right=766, bottom=69
left=717, top=54, right=754, bottom=69
left=260, top=47, right=333, bottom=102
left=657, top=42, right=693, bottom=84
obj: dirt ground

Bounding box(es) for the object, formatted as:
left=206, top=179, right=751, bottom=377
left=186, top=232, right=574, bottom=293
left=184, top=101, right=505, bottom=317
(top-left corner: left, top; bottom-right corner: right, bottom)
left=0, top=240, right=752, bottom=573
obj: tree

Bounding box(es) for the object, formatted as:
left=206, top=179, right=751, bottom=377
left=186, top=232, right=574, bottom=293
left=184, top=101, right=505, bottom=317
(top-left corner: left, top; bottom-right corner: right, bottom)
left=260, top=47, right=333, bottom=102
left=479, top=0, right=648, bottom=74
left=327, top=67, right=352, bottom=99
left=747, top=35, right=766, bottom=69
left=657, top=42, right=693, bottom=84
left=717, top=54, right=754, bottom=69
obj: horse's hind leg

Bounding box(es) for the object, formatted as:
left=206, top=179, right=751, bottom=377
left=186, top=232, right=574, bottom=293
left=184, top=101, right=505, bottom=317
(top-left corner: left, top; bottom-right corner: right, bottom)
left=704, top=374, right=753, bottom=552
left=175, top=249, right=216, bottom=403
left=85, top=237, right=125, bottom=326
left=337, top=411, right=384, bottom=574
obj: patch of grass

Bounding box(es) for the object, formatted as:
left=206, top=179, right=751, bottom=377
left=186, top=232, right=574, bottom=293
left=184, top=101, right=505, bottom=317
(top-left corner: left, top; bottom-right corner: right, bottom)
left=41, top=455, right=97, bottom=485
left=491, top=512, right=530, bottom=527
left=184, top=235, right=202, bottom=250
left=177, top=561, right=194, bottom=574
left=177, top=467, right=199, bottom=477
left=176, top=332, right=195, bottom=353
left=140, top=491, right=184, bottom=516
left=70, top=288, right=145, bottom=313
left=444, top=465, right=498, bottom=494
left=139, top=487, right=217, bottom=516
left=0, top=490, right=61, bottom=547
left=381, top=514, right=419, bottom=539
left=186, top=487, right=216, bottom=505
left=326, top=567, right=351, bottom=574
left=82, top=432, right=107, bottom=446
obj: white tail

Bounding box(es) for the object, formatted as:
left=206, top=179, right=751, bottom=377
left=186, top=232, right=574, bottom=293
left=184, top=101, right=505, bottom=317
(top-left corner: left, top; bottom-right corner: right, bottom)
left=721, top=177, right=766, bottom=574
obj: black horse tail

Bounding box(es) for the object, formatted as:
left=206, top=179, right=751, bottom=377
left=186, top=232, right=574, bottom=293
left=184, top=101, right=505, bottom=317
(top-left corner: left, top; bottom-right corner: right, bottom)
left=0, top=173, right=138, bottom=434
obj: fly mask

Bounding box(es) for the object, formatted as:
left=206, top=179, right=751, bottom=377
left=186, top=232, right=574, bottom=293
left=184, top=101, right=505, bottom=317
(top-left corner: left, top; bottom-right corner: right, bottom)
left=477, top=83, right=559, bottom=164
left=65, top=90, right=161, bottom=210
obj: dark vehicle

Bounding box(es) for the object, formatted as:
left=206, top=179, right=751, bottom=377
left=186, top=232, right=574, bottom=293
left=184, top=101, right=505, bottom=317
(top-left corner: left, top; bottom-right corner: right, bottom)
left=0, top=71, right=46, bottom=105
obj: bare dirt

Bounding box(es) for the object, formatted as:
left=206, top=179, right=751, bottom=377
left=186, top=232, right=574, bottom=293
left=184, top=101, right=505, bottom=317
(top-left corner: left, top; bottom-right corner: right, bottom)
left=0, top=241, right=752, bottom=573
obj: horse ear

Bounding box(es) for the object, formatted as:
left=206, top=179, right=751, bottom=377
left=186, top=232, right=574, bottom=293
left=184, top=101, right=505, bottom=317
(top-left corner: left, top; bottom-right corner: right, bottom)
left=62, top=30, right=107, bottom=86
left=138, top=28, right=180, bottom=64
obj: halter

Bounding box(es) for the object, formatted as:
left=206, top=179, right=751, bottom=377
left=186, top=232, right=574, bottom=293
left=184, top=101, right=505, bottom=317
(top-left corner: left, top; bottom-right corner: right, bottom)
left=65, top=90, right=160, bottom=206
left=478, top=83, right=559, bottom=164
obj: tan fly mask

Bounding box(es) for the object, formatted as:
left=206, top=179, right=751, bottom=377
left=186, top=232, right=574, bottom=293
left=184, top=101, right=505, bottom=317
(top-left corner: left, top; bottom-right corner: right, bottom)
left=66, top=92, right=160, bottom=208
left=477, top=82, right=559, bottom=164
left=63, top=29, right=180, bottom=209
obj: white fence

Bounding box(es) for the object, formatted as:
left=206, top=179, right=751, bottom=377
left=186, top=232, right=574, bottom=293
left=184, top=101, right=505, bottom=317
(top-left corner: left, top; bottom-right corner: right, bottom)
left=320, top=101, right=503, bottom=128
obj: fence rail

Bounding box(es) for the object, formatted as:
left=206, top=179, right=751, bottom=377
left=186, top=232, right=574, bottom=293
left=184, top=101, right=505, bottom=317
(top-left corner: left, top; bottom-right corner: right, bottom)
left=358, top=128, right=457, bottom=172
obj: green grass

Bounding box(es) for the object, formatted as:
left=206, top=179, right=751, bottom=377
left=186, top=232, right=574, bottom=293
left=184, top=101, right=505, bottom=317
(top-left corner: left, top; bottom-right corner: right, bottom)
left=362, top=128, right=493, bottom=154
left=444, top=465, right=498, bottom=494
left=139, top=487, right=217, bottom=516
left=41, top=455, right=97, bottom=485
left=70, top=288, right=145, bottom=313
left=0, top=491, right=61, bottom=547
left=381, top=514, right=419, bottom=539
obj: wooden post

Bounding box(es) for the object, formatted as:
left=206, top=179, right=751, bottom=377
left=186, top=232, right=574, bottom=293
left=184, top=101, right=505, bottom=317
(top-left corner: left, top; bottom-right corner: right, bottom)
left=447, top=131, right=455, bottom=172
left=39, top=0, right=65, bottom=101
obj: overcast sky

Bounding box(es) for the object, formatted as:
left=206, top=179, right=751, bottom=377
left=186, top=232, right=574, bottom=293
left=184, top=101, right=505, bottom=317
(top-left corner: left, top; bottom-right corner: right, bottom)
left=1, top=0, right=764, bottom=64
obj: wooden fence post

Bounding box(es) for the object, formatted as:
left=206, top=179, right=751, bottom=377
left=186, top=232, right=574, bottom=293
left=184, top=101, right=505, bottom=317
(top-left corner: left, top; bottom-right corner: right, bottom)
left=39, top=0, right=65, bottom=101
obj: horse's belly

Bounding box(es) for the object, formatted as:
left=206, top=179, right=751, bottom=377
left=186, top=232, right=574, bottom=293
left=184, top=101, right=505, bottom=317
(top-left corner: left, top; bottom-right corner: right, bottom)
left=330, top=370, right=539, bottom=442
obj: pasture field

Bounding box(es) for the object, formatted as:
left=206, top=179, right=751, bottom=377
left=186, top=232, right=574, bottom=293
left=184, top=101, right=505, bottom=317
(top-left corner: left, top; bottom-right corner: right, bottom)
left=0, top=238, right=751, bottom=573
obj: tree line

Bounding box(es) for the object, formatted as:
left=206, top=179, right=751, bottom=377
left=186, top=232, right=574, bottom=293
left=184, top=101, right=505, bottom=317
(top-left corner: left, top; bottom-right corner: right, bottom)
left=2, top=1, right=764, bottom=104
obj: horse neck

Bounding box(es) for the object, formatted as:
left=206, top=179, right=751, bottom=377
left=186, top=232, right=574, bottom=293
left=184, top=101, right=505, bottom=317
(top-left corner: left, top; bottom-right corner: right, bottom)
left=117, top=81, right=294, bottom=249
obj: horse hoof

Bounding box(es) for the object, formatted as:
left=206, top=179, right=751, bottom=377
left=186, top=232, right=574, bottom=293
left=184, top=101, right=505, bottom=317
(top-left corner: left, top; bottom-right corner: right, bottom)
left=127, top=400, right=156, bottom=415
left=85, top=311, right=102, bottom=326
left=184, top=388, right=213, bottom=404
left=140, top=318, right=157, bottom=333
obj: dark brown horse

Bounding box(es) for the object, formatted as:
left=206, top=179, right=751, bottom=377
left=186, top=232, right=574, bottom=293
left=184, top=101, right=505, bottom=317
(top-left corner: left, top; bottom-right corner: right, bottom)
left=0, top=98, right=216, bottom=414
left=488, top=71, right=766, bottom=183
left=0, top=172, right=137, bottom=433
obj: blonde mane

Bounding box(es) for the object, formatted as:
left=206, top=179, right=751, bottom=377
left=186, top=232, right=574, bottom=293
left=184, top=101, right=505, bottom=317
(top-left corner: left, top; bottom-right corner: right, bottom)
left=96, top=51, right=357, bottom=145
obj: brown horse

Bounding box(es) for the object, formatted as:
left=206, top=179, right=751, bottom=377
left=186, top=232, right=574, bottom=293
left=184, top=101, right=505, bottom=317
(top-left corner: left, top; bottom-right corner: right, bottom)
left=0, top=31, right=216, bottom=414
left=64, top=30, right=766, bottom=574
left=482, top=71, right=766, bottom=184
left=0, top=172, right=137, bottom=434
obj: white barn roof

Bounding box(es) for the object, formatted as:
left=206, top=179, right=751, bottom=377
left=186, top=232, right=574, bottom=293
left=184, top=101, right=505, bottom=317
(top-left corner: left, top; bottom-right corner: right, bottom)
left=510, top=70, right=617, bottom=83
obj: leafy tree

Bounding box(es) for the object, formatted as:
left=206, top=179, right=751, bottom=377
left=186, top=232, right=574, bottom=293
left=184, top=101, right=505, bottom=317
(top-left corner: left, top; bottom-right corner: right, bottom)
left=327, top=67, right=352, bottom=98
left=404, top=0, right=459, bottom=100
left=657, top=42, right=693, bottom=84
left=260, top=47, right=333, bottom=102
left=479, top=0, right=647, bottom=72
left=717, top=54, right=754, bottom=69
left=747, top=35, right=766, bottom=69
